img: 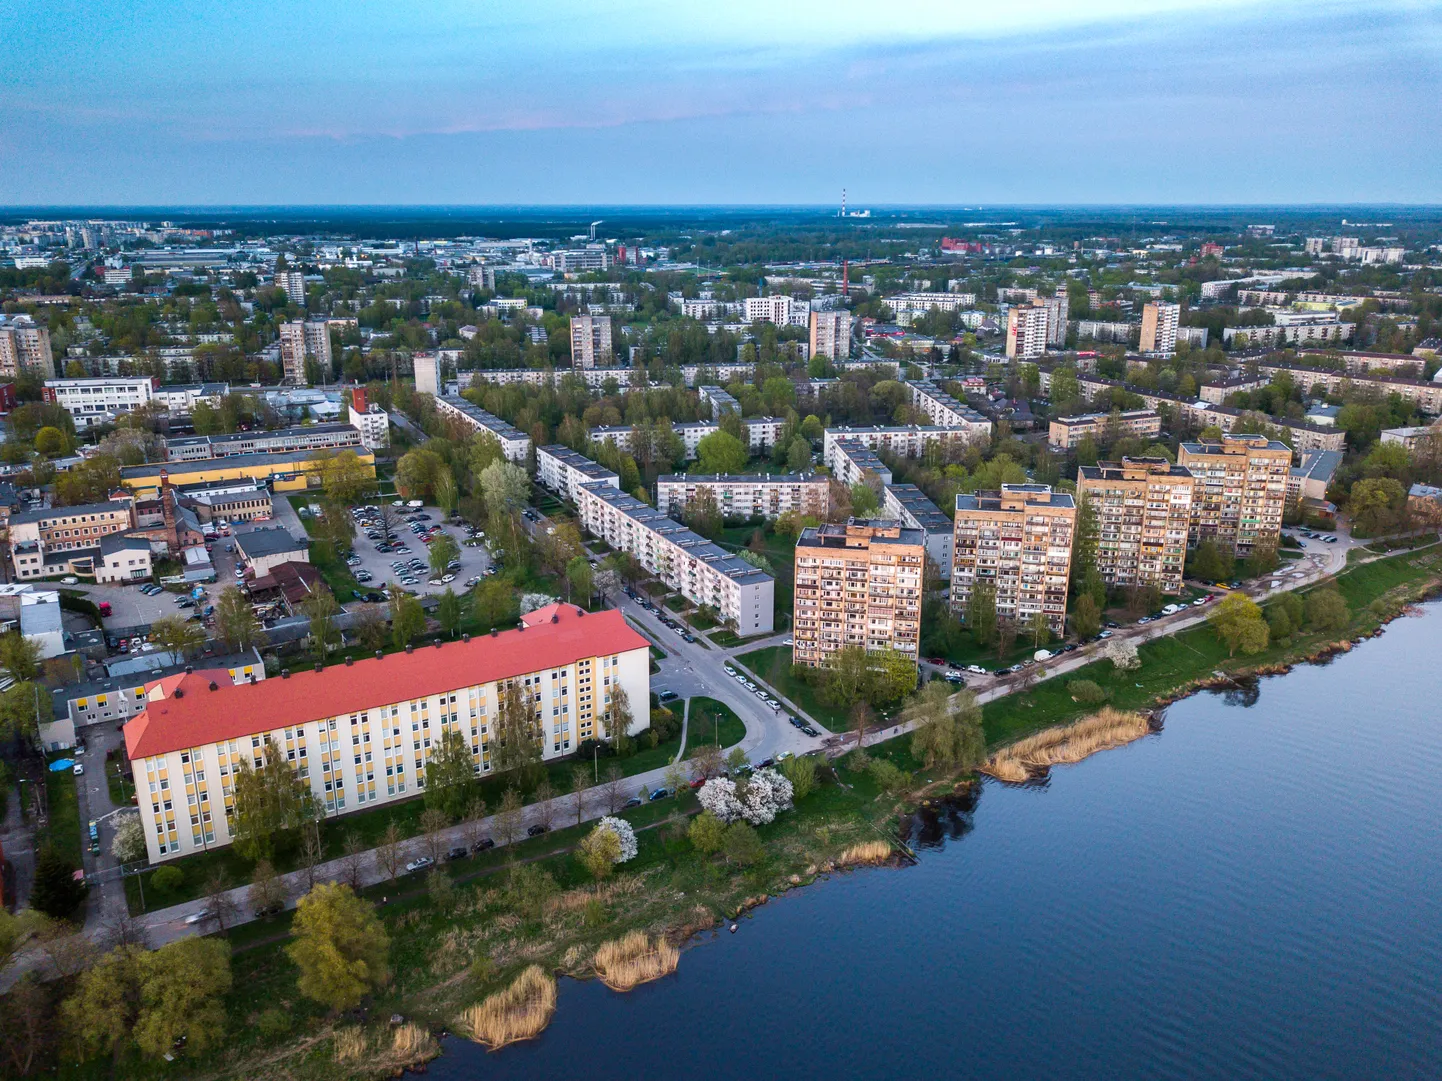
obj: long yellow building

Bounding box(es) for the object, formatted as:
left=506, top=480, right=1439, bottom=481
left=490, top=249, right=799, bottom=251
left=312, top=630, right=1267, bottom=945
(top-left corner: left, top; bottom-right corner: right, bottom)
left=120, top=447, right=375, bottom=500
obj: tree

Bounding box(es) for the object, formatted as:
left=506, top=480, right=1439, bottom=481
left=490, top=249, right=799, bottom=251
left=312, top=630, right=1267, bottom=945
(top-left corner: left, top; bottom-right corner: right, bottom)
left=0, top=973, right=52, bottom=1077
left=688, top=810, right=726, bottom=856
left=472, top=576, right=518, bottom=630
left=1027, top=610, right=1051, bottom=649
left=569, top=765, right=591, bottom=826
left=786, top=437, right=813, bottom=472
left=29, top=845, right=86, bottom=920
left=248, top=859, right=287, bottom=917
left=576, top=824, right=621, bottom=883
left=906, top=683, right=986, bottom=770
left=602, top=682, right=635, bottom=752
left=231, top=740, right=315, bottom=862
left=1188, top=539, right=1235, bottom=583
left=850, top=700, right=874, bottom=751
left=602, top=765, right=626, bottom=814
left=696, top=429, right=748, bottom=474
left=533, top=779, right=556, bottom=830
left=62, top=945, right=142, bottom=1062
left=566, top=555, right=594, bottom=605
left=430, top=587, right=459, bottom=639
left=494, top=787, right=523, bottom=847
left=419, top=807, right=450, bottom=864
left=1070, top=593, right=1102, bottom=640
left=1069, top=490, right=1099, bottom=598
left=0, top=632, right=40, bottom=681
left=1305, top=588, right=1350, bottom=632
left=850, top=481, right=881, bottom=516
left=34, top=425, right=69, bottom=456
left=389, top=585, right=426, bottom=649
left=868, top=647, right=918, bottom=705
left=424, top=727, right=475, bottom=818
left=395, top=447, right=447, bottom=500
left=318, top=449, right=375, bottom=504
left=1348, top=477, right=1406, bottom=536
left=376, top=822, right=405, bottom=881
left=966, top=580, right=998, bottom=646
left=0, top=679, right=50, bottom=743
left=202, top=870, right=240, bottom=933
left=682, top=487, right=723, bottom=538
left=145, top=615, right=205, bottom=663
left=286, top=883, right=391, bottom=1012
left=722, top=822, right=765, bottom=867
left=1208, top=592, right=1270, bottom=656
left=492, top=679, right=542, bottom=779
left=779, top=754, right=818, bottom=801
left=428, top=533, right=460, bottom=577
left=478, top=459, right=531, bottom=519
left=300, top=586, right=342, bottom=662
left=213, top=586, right=265, bottom=653
left=133, top=938, right=232, bottom=1059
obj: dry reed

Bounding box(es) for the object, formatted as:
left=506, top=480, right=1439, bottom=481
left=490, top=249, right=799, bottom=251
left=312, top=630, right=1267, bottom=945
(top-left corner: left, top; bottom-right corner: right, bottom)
left=983, top=707, right=1151, bottom=783
left=391, top=1022, right=437, bottom=1060
left=460, top=965, right=557, bottom=1050
left=591, top=931, right=680, bottom=992
left=332, top=1027, right=367, bottom=1063
left=835, top=840, right=893, bottom=867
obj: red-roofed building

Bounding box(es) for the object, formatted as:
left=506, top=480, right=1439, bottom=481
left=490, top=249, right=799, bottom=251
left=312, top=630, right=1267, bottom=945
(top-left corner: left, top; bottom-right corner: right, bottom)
left=125, top=603, right=650, bottom=862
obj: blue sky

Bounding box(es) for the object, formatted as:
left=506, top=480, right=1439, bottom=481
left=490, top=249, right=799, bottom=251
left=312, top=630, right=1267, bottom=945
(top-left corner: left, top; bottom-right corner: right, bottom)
left=3, top=0, right=1440, bottom=205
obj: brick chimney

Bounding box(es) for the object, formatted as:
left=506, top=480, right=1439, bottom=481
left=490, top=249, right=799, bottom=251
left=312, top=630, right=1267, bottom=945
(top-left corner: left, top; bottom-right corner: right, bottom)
left=352, top=386, right=367, bottom=413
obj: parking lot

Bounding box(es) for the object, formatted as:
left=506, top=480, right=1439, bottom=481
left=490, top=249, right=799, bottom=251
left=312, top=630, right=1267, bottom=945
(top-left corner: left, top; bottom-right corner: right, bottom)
left=343, top=501, right=493, bottom=598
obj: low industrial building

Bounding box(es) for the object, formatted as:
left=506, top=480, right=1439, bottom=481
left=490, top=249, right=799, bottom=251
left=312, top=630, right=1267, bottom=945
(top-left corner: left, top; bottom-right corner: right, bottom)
left=120, top=448, right=376, bottom=500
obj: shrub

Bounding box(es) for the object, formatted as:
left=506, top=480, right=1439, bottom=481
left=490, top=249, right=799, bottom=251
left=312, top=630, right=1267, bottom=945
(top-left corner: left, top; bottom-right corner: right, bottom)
left=1066, top=679, right=1108, bottom=705
left=779, top=755, right=817, bottom=801
left=256, top=1008, right=292, bottom=1039
left=688, top=811, right=726, bottom=855
left=866, top=759, right=910, bottom=794
left=593, top=816, right=638, bottom=863
left=150, top=865, right=184, bottom=894
left=592, top=931, right=679, bottom=991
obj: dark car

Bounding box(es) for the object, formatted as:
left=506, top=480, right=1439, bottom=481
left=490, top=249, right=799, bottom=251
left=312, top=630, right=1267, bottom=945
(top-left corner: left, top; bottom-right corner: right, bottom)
left=254, top=900, right=284, bottom=919
left=648, top=788, right=671, bottom=801
left=801, top=725, right=820, bottom=737
left=526, top=823, right=550, bottom=837
left=471, top=838, right=495, bottom=853
left=446, top=846, right=468, bottom=862
left=623, top=796, right=643, bottom=809
left=789, top=716, right=804, bottom=728
left=758, top=757, right=775, bottom=768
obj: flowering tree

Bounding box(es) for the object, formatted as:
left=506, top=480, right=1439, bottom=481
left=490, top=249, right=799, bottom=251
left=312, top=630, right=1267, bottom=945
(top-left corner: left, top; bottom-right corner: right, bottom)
left=698, top=769, right=794, bottom=826
left=111, top=810, right=147, bottom=864
left=1101, top=637, right=1140, bottom=671
left=520, top=592, right=557, bottom=614
left=594, top=816, right=638, bottom=863
left=697, top=778, right=745, bottom=823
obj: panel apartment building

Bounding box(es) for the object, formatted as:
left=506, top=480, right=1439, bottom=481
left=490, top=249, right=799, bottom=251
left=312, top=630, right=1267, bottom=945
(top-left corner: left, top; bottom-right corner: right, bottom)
left=792, top=520, right=925, bottom=668
left=826, top=439, right=893, bottom=487
left=536, top=444, right=622, bottom=504
left=1139, top=301, right=1181, bottom=355
left=570, top=315, right=613, bottom=368
left=809, top=309, right=852, bottom=361
left=882, top=483, right=954, bottom=579
left=43, top=376, right=157, bottom=430
left=906, top=381, right=994, bottom=439
left=577, top=485, right=774, bottom=635
left=278, top=320, right=333, bottom=385
left=0, top=317, right=56, bottom=379
left=1047, top=409, right=1162, bottom=450
left=124, top=603, right=650, bottom=863
left=952, top=484, right=1076, bottom=634
left=1177, top=434, right=1291, bottom=556
left=433, top=395, right=533, bottom=463
left=655, top=473, right=829, bottom=521
left=1076, top=458, right=1196, bottom=595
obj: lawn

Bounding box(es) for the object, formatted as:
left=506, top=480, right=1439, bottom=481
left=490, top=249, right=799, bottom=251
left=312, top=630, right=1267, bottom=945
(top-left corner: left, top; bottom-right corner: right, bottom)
left=685, top=696, right=746, bottom=751
left=104, top=751, right=134, bottom=806
left=664, top=594, right=689, bottom=613
left=685, top=608, right=718, bottom=631
left=42, top=753, right=83, bottom=867
left=735, top=645, right=847, bottom=730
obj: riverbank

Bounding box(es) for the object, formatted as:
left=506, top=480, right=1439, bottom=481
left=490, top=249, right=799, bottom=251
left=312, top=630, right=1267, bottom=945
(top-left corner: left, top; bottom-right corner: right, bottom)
left=17, top=546, right=1442, bottom=1080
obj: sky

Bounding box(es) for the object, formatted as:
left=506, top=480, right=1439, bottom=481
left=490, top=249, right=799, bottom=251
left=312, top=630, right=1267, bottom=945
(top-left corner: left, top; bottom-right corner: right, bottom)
left=2, top=0, right=1441, bottom=206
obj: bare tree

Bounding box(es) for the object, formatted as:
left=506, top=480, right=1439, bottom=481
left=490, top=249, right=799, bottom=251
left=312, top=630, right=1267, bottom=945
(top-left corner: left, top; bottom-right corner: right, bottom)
left=204, top=870, right=240, bottom=933
left=247, top=858, right=288, bottom=917
left=569, top=765, right=590, bottom=826
left=462, top=796, right=488, bottom=850
left=602, top=765, right=626, bottom=814
left=375, top=501, right=401, bottom=543
left=102, top=910, right=146, bottom=950
left=338, top=832, right=366, bottom=892
left=298, top=819, right=324, bottom=893
left=689, top=743, right=724, bottom=780
left=420, top=807, right=450, bottom=863
left=532, top=780, right=556, bottom=831
left=495, top=787, right=523, bottom=847
left=38, top=924, right=96, bottom=979
left=376, top=822, right=405, bottom=881
left=0, top=974, right=52, bottom=1078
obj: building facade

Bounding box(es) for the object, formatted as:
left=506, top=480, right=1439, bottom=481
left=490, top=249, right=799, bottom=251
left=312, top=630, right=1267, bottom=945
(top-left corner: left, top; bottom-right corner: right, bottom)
left=656, top=473, right=829, bottom=521
left=124, top=604, right=649, bottom=863
left=1139, top=301, right=1181, bottom=354
left=278, top=320, right=332, bottom=385
left=1047, top=409, right=1162, bottom=449
left=1077, top=458, right=1195, bottom=595
left=793, top=520, right=925, bottom=668
left=809, top=309, right=852, bottom=361
left=165, top=423, right=364, bottom=462
left=43, top=377, right=157, bottom=430
left=1177, top=434, right=1291, bottom=556
left=570, top=315, right=613, bottom=368
left=536, top=444, right=621, bottom=504
left=825, top=439, right=893, bottom=487
left=906, top=381, right=994, bottom=438
left=952, top=484, right=1076, bottom=634
left=1005, top=304, right=1049, bottom=360
left=347, top=388, right=390, bottom=450
left=433, top=395, right=532, bottom=463
left=882, top=483, right=954, bottom=579
left=0, top=319, right=56, bottom=379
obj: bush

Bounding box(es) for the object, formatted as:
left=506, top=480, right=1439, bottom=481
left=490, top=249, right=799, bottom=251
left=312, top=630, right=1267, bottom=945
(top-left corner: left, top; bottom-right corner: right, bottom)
left=150, top=865, right=184, bottom=894
left=256, top=1009, right=292, bottom=1039
left=29, top=845, right=87, bottom=919
left=866, top=759, right=910, bottom=794
left=648, top=707, right=680, bottom=742
left=1066, top=679, right=1109, bottom=705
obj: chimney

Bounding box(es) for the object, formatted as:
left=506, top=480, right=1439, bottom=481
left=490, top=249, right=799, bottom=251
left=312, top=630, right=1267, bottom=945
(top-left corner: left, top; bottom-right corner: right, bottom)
left=405, top=644, right=413, bottom=654
left=208, top=681, right=218, bottom=691
left=314, top=662, right=323, bottom=673
left=281, top=669, right=290, bottom=679
left=434, top=640, right=442, bottom=648
left=184, top=665, right=193, bottom=674
left=551, top=613, right=558, bottom=623
left=375, top=650, right=383, bottom=660
left=490, top=628, right=498, bottom=637
left=173, top=688, right=184, bottom=698
left=345, top=657, right=353, bottom=666
left=462, top=633, right=471, bottom=642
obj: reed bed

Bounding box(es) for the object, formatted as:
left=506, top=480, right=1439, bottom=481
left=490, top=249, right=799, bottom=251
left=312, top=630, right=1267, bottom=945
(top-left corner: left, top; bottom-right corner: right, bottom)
left=591, top=931, right=680, bottom=992
left=391, top=1023, right=438, bottom=1060
left=983, top=708, right=1151, bottom=783
left=460, top=965, right=557, bottom=1050
left=332, top=1027, right=367, bottom=1063
left=835, top=840, right=893, bottom=867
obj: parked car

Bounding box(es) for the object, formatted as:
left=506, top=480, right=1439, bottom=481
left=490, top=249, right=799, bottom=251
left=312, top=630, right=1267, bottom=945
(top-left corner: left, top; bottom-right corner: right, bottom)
left=471, top=838, right=495, bottom=853
left=405, top=857, right=434, bottom=873
left=648, top=788, right=671, bottom=801
left=623, top=796, right=643, bottom=809
left=446, top=846, right=468, bottom=862
left=801, top=725, right=820, bottom=737
left=72, top=763, right=84, bottom=775
left=184, top=908, right=214, bottom=925
left=526, top=823, right=550, bottom=837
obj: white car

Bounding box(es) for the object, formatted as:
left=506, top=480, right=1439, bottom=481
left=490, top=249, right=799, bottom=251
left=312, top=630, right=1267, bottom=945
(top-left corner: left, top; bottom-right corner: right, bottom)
left=734, top=674, right=747, bottom=683
left=184, top=908, right=213, bottom=925
left=72, top=763, right=84, bottom=775
left=428, top=578, right=443, bottom=587
left=723, top=665, right=736, bottom=676
left=441, top=573, right=456, bottom=583
left=405, top=857, right=434, bottom=873
left=61, top=576, right=78, bottom=584
left=966, top=665, right=988, bottom=676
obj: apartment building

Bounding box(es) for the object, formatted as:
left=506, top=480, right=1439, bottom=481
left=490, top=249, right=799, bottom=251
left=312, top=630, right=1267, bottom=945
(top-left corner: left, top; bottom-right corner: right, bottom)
left=821, top=425, right=976, bottom=464
left=165, top=423, right=363, bottom=462
left=1076, top=320, right=1134, bottom=344
left=570, top=315, right=613, bottom=368
left=744, top=295, right=806, bottom=326
left=1177, top=434, right=1291, bottom=556
left=152, top=383, right=229, bottom=413
left=882, top=484, right=954, bottom=579
left=1256, top=360, right=1442, bottom=415
left=810, top=309, right=852, bottom=361
left=42, top=377, right=157, bottom=430
left=433, top=395, right=532, bottom=463
left=792, top=520, right=925, bottom=667
left=674, top=417, right=785, bottom=459
left=1221, top=323, right=1353, bottom=349
left=9, top=500, right=137, bottom=580
left=278, top=320, right=332, bottom=385
left=461, top=367, right=640, bottom=391
left=1198, top=374, right=1270, bottom=404
left=1139, top=301, right=1181, bottom=354
left=698, top=385, right=740, bottom=417
left=1039, top=293, right=1069, bottom=347
left=537, top=445, right=622, bottom=504
left=1047, top=410, right=1162, bottom=450
left=554, top=249, right=612, bottom=273
left=826, top=439, right=893, bottom=487
left=347, top=387, right=390, bottom=450
left=275, top=270, right=307, bottom=306
left=906, top=381, right=993, bottom=439
left=1005, top=304, right=1050, bottom=360
left=413, top=352, right=440, bottom=397
left=656, top=473, right=829, bottom=521
left=1076, top=458, right=1195, bottom=595
left=0, top=318, right=56, bottom=379
left=577, top=485, right=774, bottom=634
left=888, top=292, right=977, bottom=315
left=951, top=484, right=1076, bottom=634
left=123, top=603, right=650, bottom=863
left=1286, top=449, right=1343, bottom=505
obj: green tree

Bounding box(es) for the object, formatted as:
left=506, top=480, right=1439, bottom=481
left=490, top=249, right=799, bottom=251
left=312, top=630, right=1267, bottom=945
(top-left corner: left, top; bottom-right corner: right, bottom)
left=62, top=945, right=142, bottom=1062
left=1070, top=593, right=1102, bottom=639
left=696, top=430, right=748, bottom=474
left=424, top=727, right=476, bottom=818
left=33, top=425, right=69, bottom=456
left=491, top=679, right=542, bottom=779
left=682, top=487, right=723, bottom=539
left=1027, top=610, right=1051, bottom=649
left=147, top=614, right=206, bottom=662
left=688, top=810, right=727, bottom=855
left=286, top=883, right=391, bottom=1011
left=1304, top=588, right=1350, bottom=632
left=427, top=533, right=460, bottom=577
left=389, top=585, right=426, bottom=649
left=213, top=585, right=265, bottom=652
left=395, top=447, right=447, bottom=500
left=868, top=647, right=918, bottom=705
left=0, top=680, right=49, bottom=743
left=317, top=450, right=375, bottom=504
left=722, top=822, right=765, bottom=867
left=779, top=754, right=818, bottom=801
left=1188, top=539, right=1235, bottom=583
left=477, top=459, right=531, bottom=519
left=301, top=586, right=342, bottom=662
left=0, top=633, right=40, bottom=681
left=575, top=823, right=621, bottom=883
left=965, top=580, right=998, bottom=646
left=1208, top=592, right=1270, bottom=656
left=906, top=682, right=985, bottom=770
left=817, top=645, right=871, bottom=708
left=786, top=437, right=813, bottom=471
left=29, top=845, right=86, bottom=920
left=231, top=740, right=315, bottom=863
left=133, top=938, right=232, bottom=1059
left=1348, top=477, right=1406, bottom=536
left=1069, top=490, right=1099, bottom=598
left=566, top=555, right=594, bottom=605
left=472, top=577, right=517, bottom=629
left=850, top=481, right=880, bottom=516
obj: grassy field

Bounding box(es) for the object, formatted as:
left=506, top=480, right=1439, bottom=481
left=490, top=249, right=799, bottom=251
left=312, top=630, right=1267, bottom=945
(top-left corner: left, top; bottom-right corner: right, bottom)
left=685, top=697, right=746, bottom=751
left=42, top=753, right=83, bottom=867
left=734, top=645, right=850, bottom=730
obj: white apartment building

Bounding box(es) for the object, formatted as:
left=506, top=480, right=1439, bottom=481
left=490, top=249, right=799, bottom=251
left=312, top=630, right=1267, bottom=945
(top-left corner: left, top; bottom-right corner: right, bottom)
left=413, top=351, right=441, bottom=396
left=822, top=425, right=975, bottom=465
left=906, top=381, right=993, bottom=439
left=1076, top=320, right=1134, bottom=344
left=537, top=444, right=622, bottom=504
left=152, top=383, right=229, bottom=413
left=888, top=292, right=977, bottom=315
left=347, top=387, right=390, bottom=450
left=577, top=485, right=774, bottom=634
left=570, top=315, right=614, bottom=368
left=164, top=424, right=363, bottom=462
left=882, top=483, right=954, bottom=579
left=43, top=376, right=156, bottom=430
left=278, top=320, right=332, bottom=385
left=674, top=417, right=786, bottom=459
left=467, top=265, right=497, bottom=291
left=124, top=604, right=650, bottom=862
left=698, top=385, right=740, bottom=417
left=655, top=473, right=829, bottom=521
left=744, top=295, right=808, bottom=327
left=0, top=317, right=56, bottom=379
left=433, top=395, right=532, bottom=463
left=809, top=309, right=853, bottom=360
left=554, top=249, right=612, bottom=273
left=826, top=439, right=893, bottom=487
left=276, top=270, right=307, bottom=306
left=1139, top=301, right=1181, bottom=354
left=1039, top=293, right=1069, bottom=347
left=1005, top=304, right=1050, bottom=360
left=461, top=367, right=640, bottom=391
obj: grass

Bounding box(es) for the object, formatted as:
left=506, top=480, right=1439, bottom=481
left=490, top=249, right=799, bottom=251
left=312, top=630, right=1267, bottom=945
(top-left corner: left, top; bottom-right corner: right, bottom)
left=685, top=697, right=746, bottom=750
left=104, top=752, right=134, bottom=806
left=836, top=840, right=893, bottom=866
left=42, top=754, right=83, bottom=866
left=720, top=525, right=795, bottom=627
left=685, top=608, right=718, bottom=630
left=735, top=645, right=847, bottom=730
left=663, top=594, right=689, bottom=613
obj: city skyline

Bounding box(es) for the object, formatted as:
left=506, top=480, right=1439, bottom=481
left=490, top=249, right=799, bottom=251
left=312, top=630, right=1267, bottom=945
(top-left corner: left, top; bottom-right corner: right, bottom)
left=3, top=0, right=1441, bottom=206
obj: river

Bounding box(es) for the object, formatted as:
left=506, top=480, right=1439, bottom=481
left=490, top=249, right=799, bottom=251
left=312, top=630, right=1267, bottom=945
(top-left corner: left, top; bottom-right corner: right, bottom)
left=430, top=602, right=1442, bottom=1080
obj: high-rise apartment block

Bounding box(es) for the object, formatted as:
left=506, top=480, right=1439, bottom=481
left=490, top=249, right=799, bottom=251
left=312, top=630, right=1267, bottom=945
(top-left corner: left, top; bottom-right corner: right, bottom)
left=0, top=318, right=55, bottom=379
left=1005, top=304, right=1050, bottom=360
left=570, top=315, right=613, bottom=368
left=276, top=269, right=307, bottom=306
left=1177, top=434, right=1290, bottom=556
left=793, top=520, right=925, bottom=668
left=413, top=351, right=440, bottom=396
left=278, top=320, right=332, bottom=385
left=1039, top=293, right=1069, bottom=346
left=952, top=484, right=1076, bottom=633
left=810, top=309, right=852, bottom=360
left=1139, top=301, right=1181, bottom=354
left=1077, top=458, right=1195, bottom=595
left=744, top=295, right=805, bottom=326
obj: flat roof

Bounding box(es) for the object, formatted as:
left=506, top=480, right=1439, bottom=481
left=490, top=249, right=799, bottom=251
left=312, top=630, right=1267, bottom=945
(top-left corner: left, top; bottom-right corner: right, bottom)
left=797, top=520, right=926, bottom=549
left=658, top=473, right=825, bottom=485
left=581, top=487, right=773, bottom=585
left=883, top=483, right=951, bottom=531
left=122, top=447, right=373, bottom=480
left=167, top=423, right=358, bottom=449
left=235, top=527, right=307, bottom=558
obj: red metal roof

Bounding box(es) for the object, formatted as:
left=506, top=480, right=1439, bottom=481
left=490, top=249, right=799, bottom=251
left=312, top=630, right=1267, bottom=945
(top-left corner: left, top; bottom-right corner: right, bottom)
left=124, top=604, right=646, bottom=760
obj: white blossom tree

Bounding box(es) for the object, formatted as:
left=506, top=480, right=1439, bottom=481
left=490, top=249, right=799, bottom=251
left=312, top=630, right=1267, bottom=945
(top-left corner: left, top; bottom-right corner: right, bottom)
left=111, top=810, right=147, bottom=864
left=698, top=769, right=794, bottom=826
left=697, top=777, right=745, bottom=823
left=520, top=592, right=557, bottom=614
left=1101, top=637, right=1141, bottom=671
left=594, top=816, right=638, bottom=863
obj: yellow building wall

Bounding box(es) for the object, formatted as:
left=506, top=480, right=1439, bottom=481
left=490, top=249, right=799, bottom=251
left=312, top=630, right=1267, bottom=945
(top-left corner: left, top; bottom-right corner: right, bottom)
left=122, top=453, right=376, bottom=499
